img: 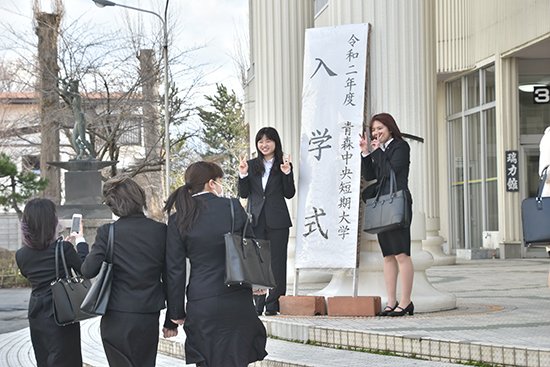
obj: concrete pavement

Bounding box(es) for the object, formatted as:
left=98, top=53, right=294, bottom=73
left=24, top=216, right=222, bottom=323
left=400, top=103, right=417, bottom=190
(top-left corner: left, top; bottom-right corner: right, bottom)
left=1, top=258, right=549, bottom=366
left=0, top=288, right=29, bottom=334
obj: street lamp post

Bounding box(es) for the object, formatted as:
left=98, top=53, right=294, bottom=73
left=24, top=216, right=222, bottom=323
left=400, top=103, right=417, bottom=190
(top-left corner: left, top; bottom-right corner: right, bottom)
left=93, top=0, right=171, bottom=197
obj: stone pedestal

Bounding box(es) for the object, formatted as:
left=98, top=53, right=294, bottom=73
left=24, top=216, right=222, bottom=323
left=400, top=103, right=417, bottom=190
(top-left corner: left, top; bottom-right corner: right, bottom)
left=423, top=217, right=456, bottom=265
left=48, top=160, right=116, bottom=219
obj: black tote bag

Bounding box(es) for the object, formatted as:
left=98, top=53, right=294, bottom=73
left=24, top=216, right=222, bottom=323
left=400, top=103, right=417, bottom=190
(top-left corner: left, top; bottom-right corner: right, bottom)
left=81, top=224, right=114, bottom=315
left=224, top=199, right=276, bottom=289
left=363, top=168, right=411, bottom=234
left=521, top=167, right=550, bottom=246
left=51, top=238, right=93, bottom=326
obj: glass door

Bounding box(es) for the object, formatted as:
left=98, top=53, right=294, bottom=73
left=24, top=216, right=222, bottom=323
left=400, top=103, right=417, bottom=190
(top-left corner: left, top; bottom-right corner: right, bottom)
left=520, top=144, right=542, bottom=201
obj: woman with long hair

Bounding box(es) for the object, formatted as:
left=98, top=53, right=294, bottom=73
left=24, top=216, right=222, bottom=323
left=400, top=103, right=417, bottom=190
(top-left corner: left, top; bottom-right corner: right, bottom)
left=16, top=198, right=88, bottom=366
left=360, top=113, right=414, bottom=317
left=164, top=161, right=267, bottom=367
left=238, top=127, right=295, bottom=316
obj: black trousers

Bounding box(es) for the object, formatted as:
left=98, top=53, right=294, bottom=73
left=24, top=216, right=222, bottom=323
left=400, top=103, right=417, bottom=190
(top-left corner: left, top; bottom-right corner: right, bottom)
left=100, top=310, right=160, bottom=367
left=253, top=210, right=289, bottom=313
left=29, top=315, right=82, bottom=367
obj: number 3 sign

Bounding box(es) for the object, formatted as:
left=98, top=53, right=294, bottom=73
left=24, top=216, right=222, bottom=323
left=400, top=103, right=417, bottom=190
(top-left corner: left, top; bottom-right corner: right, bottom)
left=534, top=86, right=550, bottom=104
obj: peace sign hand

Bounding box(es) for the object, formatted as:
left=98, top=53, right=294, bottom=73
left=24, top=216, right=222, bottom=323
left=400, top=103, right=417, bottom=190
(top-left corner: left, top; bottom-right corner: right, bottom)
left=238, top=155, right=249, bottom=175
left=280, top=154, right=291, bottom=174
left=359, top=133, right=369, bottom=154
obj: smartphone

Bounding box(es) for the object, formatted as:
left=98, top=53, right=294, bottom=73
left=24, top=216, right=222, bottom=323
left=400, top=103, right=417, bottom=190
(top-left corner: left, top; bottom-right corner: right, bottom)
left=71, top=214, right=82, bottom=234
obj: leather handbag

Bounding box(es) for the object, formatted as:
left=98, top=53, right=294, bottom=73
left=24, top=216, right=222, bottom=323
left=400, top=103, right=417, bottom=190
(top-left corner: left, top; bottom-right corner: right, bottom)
left=81, top=224, right=114, bottom=315
left=224, top=199, right=276, bottom=289
left=363, top=168, right=411, bottom=234
left=51, top=238, right=92, bottom=326
left=521, top=167, right=550, bottom=246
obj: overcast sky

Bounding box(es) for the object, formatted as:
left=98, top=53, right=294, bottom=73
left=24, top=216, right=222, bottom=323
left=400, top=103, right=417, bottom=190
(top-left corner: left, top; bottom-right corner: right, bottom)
left=0, top=0, right=249, bottom=98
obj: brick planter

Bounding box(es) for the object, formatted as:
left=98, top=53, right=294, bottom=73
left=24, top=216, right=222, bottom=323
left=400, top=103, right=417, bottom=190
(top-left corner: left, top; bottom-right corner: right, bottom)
left=279, top=295, right=327, bottom=316
left=326, top=296, right=381, bottom=316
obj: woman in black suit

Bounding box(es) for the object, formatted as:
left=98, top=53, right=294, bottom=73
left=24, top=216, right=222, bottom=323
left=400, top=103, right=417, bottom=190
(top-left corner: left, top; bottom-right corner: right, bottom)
left=360, top=113, right=414, bottom=317
left=164, top=161, right=267, bottom=367
left=16, top=198, right=88, bottom=367
left=81, top=177, right=171, bottom=366
left=238, top=127, right=296, bottom=316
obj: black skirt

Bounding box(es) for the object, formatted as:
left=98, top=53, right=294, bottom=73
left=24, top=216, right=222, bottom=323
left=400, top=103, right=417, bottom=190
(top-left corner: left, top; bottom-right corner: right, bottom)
left=377, top=203, right=413, bottom=257
left=183, top=288, right=268, bottom=367
left=29, top=315, right=82, bottom=367
left=100, top=310, right=160, bottom=367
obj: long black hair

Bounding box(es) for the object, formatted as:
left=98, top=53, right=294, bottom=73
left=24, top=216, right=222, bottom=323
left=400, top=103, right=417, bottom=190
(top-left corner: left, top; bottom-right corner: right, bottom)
left=163, top=161, right=224, bottom=234
left=21, top=198, right=58, bottom=250
left=252, top=127, right=284, bottom=176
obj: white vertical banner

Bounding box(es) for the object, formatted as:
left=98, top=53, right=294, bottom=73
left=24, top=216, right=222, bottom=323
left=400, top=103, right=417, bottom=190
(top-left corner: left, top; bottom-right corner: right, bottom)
left=295, top=23, right=370, bottom=269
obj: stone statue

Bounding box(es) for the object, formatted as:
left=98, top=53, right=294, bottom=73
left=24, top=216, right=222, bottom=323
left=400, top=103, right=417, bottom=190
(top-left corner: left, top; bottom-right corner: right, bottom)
left=59, top=78, right=95, bottom=159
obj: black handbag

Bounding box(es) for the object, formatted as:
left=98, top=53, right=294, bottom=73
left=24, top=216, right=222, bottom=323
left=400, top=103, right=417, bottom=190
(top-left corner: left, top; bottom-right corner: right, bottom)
left=224, top=199, right=276, bottom=289
left=51, top=238, right=92, bottom=326
left=521, top=167, right=550, bottom=246
left=363, top=168, right=411, bottom=234
left=80, top=224, right=114, bottom=315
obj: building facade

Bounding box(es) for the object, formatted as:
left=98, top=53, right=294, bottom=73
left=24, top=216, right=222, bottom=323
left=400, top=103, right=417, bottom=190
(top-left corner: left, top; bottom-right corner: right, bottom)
left=246, top=0, right=550, bottom=259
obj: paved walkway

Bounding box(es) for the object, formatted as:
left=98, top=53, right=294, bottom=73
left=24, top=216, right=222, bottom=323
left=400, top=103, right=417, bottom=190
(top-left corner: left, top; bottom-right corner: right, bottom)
left=1, top=258, right=549, bottom=366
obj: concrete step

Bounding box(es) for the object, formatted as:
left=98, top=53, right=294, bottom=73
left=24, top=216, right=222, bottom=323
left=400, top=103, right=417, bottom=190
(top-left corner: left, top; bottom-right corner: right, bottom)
left=158, top=333, right=466, bottom=367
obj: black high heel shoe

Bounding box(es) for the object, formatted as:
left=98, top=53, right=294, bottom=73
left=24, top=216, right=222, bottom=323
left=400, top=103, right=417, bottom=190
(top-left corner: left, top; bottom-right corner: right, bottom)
left=389, top=302, right=414, bottom=316
left=377, top=302, right=399, bottom=316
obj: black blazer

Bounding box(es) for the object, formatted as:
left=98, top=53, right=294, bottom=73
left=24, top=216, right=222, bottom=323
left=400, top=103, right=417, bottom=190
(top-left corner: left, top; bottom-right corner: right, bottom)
left=81, top=214, right=167, bottom=314
left=362, top=138, right=412, bottom=200
left=238, top=159, right=295, bottom=229
left=165, top=195, right=251, bottom=320
left=16, top=240, right=88, bottom=318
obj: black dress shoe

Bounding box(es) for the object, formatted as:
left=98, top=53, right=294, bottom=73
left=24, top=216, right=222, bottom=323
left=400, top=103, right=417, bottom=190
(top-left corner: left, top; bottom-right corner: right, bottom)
left=264, top=310, right=278, bottom=316
left=388, top=302, right=414, bottom=317
left=377, top=302, right=398, bottom=316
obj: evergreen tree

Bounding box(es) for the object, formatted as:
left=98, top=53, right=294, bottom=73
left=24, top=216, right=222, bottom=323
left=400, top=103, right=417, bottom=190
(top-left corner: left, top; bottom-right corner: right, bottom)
left=198, top=84, right=248, bottom=195
left=0, top=153, right=48, bottom=219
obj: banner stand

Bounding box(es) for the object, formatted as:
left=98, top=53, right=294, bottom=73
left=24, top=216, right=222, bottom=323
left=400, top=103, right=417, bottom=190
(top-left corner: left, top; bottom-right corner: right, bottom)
left=352, top=267, right=358, bottom=297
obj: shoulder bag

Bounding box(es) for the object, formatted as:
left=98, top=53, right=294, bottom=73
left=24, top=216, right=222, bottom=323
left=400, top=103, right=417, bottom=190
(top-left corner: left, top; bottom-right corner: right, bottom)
left=51, top=238, right=93, bottom=326
left=363, top=168, right=411, bottom=234
left=224, top=199, right=276, bottom=289
left=80, top=224, right=114, bottom=315
left=521, top=166, right=550, bottom=246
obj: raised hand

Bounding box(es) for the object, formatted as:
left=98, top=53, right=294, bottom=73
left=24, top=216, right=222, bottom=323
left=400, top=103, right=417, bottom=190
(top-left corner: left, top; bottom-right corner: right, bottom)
left=239, top=155, right=249, bottom=175
left=359, top=133, right=369, bottom=154
left=371, top=136, right=381, bottom=151
left=280, top=153, right=291, bottom=174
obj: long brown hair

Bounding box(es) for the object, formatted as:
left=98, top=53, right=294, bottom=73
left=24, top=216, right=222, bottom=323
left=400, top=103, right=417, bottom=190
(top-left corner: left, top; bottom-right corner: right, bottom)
left=369, top=113, right=403, bottom=140
left=21, top=198, right=58, bottom=250
left=164, top=161, right=224, bottom=233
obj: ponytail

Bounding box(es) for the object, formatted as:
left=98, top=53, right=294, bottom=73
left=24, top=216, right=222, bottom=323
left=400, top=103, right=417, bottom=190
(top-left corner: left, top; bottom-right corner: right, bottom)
left=164, top=161, right=224, bottom=235
left=164, top=184, right=201, bottom=235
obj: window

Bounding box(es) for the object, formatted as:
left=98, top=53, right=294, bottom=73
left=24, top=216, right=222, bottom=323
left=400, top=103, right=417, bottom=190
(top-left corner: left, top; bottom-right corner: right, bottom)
left=118, top=118, right=142, bottom=146
left=446, top=66, right=497, bottom=251
left=314, top=0, right=329, bottom=17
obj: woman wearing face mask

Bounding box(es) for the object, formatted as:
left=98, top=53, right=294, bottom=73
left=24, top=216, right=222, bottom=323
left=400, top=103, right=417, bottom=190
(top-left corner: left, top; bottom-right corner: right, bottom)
left=360, top=113, right=414, bottom=317
left=238, top=127, right=295, bottom=316
left=164, top=161, right=268, bottom=367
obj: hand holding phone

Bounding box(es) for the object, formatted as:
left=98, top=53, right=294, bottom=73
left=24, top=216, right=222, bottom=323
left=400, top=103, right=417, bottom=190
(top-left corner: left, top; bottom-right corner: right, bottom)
left=71, top=214, right=82, bottom=235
